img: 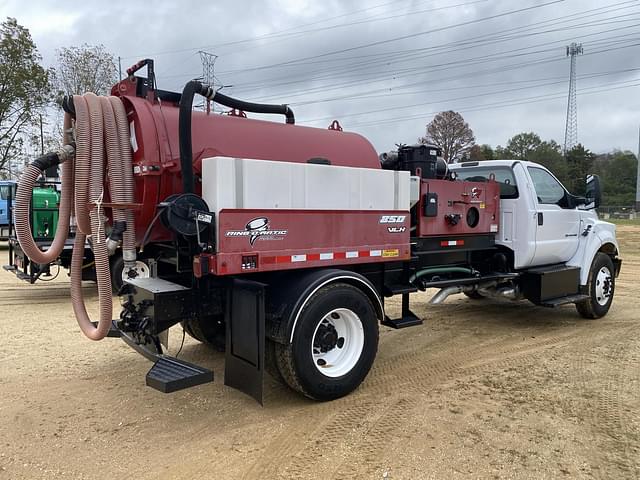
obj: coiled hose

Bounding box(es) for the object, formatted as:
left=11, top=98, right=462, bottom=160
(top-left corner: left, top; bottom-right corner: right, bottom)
left=15, top=94, right=136, bottom=341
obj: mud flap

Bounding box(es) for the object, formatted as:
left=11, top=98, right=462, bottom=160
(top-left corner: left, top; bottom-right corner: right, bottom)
left=224, top=278, right=266, bottom=404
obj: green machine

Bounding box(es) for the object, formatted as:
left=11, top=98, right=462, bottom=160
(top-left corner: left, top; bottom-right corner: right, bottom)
left=31, top=186, right=60, bottom=240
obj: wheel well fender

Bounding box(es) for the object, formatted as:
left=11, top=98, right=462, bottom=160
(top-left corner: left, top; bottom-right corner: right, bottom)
left=598, top=242, right=618, bottom=256
left=264, top=269, right=384, bottom=345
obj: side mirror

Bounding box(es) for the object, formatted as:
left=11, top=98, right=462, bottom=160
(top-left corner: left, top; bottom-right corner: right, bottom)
left=585, top=174, right=602, bottom=209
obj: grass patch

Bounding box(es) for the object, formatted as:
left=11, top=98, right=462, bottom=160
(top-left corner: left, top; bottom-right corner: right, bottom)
left=603, top=217, right=640, bottom=226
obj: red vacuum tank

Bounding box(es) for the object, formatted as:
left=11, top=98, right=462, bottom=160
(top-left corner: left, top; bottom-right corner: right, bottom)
left=112, top=79, right=380, bottom=243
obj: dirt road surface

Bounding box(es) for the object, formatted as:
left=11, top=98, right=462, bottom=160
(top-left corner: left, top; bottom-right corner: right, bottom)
left=1, top=226, right=638, bottom=479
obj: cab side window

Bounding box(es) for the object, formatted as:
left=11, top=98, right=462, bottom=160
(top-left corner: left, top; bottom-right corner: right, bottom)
left=456, top=167, right=518, bottom=199
left=527, top=167, right=567, bottom=206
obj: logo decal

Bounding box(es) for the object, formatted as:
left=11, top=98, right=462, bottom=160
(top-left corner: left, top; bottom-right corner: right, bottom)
left=225, top=217, right=288, bottom=246
left=471, top=187, right=482, bottom=199
left=379, top=215, right=406, bottom=224
left=387, top=226, right=406, bottom=233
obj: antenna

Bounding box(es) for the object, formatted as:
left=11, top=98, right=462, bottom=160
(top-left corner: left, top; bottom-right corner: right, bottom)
left=563, top=42, right=583, bottom=154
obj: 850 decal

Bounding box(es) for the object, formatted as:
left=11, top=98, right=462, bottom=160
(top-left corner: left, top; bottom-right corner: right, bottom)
left=380, top=215, right=407, bottom=233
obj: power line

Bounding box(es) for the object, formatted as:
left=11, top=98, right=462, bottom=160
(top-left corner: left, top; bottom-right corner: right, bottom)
left=285, top=30, right=640, bottom=107
left=221, top=0, right=565, bottom=75
left=220, top=1, right=639, bottom=77
left=300, top=64, right=640, bottom=124
left=118, top=0, right=439, bottom=61
left=336, top=79, right=640, bottom=129
left=254, top=35, right=640, bottom=120
left=151, top=1, right=639, bottom=97
left=226, top=7, right=640, bottom=100
left=211, top=0, right=490, bottom=58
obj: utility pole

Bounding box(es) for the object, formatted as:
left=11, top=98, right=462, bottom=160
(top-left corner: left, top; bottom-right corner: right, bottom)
left=39, top=114, right=44, bottom=155
left=636, top=125, right=640, bottom=211
left=118, top=56, right=122, bottom=81
left=563, top=43, right=583, bottom=154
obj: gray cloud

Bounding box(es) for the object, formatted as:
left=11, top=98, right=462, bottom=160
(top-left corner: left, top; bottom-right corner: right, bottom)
left=4, top=0, right=639, bottom=154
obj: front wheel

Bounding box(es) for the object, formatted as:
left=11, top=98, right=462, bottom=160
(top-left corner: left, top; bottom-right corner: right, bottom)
left=110, top=255, right=150, bottom=293
left=576, top=252, right=615, bottom=319
left=275, top=283, right=379, bottom=401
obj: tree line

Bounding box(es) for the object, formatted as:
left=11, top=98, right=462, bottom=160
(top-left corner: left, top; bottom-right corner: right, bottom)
left=420, top=111, right=638, bottom=207
left=0, top=17, right=117, bottom=179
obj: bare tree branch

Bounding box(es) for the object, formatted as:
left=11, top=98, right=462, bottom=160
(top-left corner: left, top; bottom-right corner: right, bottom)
left=419, top=111, right=475, bottom=163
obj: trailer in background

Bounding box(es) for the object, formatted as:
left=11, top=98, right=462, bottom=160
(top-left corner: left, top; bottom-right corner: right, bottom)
left=3, top=180, right=95, bottom=284
left=0, top=180, right=16, bottom=240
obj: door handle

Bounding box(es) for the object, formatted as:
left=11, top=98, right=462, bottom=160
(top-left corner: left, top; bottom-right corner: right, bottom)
left=537, top=212, right=543, bottom=226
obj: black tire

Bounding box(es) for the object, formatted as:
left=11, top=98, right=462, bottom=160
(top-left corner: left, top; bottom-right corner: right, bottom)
left=275, top=283, right=379, bottom=401
left=265, top=339, right=286, bottom=384
left=575, top=252, right=615, bottom=319
left=464, top=290, right=485, bottom=300
left=110, top=255, right=125, bottom=293
left=180, top=316, right=225, bottom=351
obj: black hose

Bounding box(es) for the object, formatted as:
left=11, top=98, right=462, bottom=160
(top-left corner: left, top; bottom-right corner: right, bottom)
left=61, top=96, right=75, bottom=116
left=32, top=151, right=62, bottom=172
left=214, top=91, right=295, bottom=124
left=178, top=81, right=204, bottom=194
left=178, top=80, right=296, bottom=194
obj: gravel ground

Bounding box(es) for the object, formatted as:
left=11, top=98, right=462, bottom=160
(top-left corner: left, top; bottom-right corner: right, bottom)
left=0, top=225, right=638, bottom=479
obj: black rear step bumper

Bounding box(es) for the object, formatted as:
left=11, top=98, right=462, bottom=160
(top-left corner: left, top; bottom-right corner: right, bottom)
left=101, top=322, right=214, bottom=393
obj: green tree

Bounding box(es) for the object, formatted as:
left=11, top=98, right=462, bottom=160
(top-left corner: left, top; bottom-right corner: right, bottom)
left=469, top=144, right=494, bottom=161
left=0, top=17, right=50, bottom=178
left=593, top=150, right=638, bottom=206
left=468, top=144, right=483, bottom=160
left=419, top=110, right=475, bottom=163
left=479, top=144, right=494, bottom=160
left=527, top=139, right=566, bottom=181
left=565, top=144, right=595, bottom=196
left=503, top=132, right=543, bottom=160
left=52, top=43, right=117, bottom=99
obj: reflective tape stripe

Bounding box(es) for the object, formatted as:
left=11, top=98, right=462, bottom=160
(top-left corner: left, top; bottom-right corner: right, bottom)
left=440, top=240, right=465, bottom=247
left=263, top=248, right=401, bottom=265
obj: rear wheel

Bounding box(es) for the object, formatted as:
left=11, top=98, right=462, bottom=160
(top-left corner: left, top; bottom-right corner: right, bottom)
left=275, top=283, right=379, bottom=401
left=576, top=252, right=615, bottom=319
left=180, top=316, right=225, bottom=351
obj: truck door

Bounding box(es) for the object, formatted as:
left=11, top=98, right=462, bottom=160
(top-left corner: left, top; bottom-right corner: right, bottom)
left=527, top=166, right=580, bottom=266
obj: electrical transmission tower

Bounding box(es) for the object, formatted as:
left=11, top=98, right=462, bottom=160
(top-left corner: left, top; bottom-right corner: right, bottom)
left=199, top=51, right=219, bottom=113
left=636, top=127, right=640, bottom=212
left=563, top=42, right=583, bottom=153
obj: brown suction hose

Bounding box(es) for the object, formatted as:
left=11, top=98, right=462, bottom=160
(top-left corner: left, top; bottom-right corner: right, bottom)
left=14, top=114, right=73, bottom=264
left=15, top=93, right=136, bottom=341
left=110, top=97, right=137, bottom=261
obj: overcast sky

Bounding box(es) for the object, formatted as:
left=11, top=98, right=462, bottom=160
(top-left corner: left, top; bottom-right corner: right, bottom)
left=2, top=0, right=639, bottom=154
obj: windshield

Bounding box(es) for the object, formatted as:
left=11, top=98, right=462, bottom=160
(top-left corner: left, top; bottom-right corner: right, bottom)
left=454, top=166, right=518, bottom=199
